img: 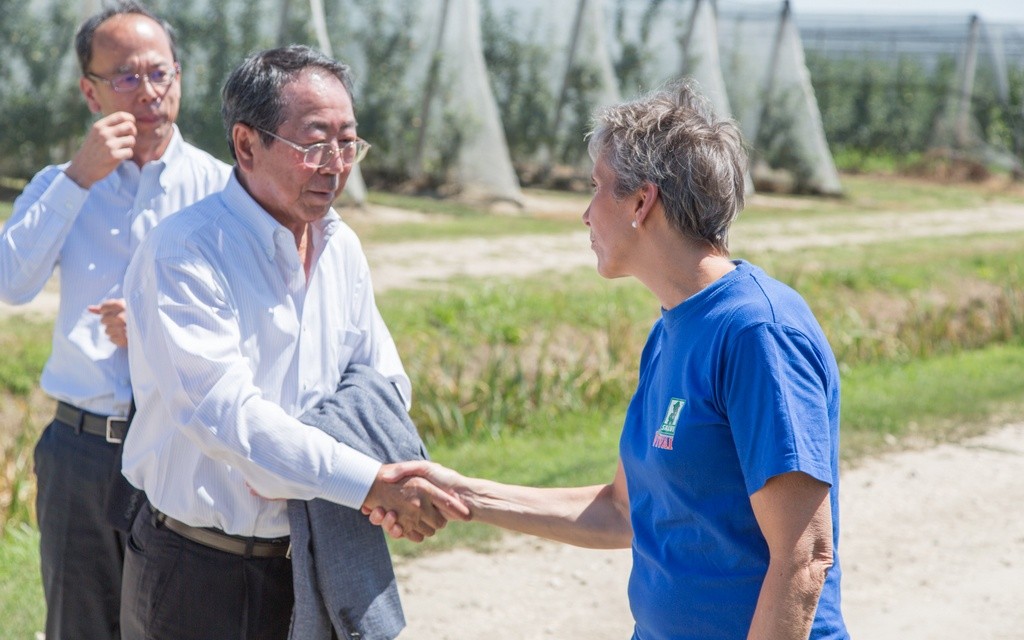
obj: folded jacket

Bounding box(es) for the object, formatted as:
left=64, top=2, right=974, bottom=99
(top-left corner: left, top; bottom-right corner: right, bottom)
left=288, top=363, right=428, bottom=640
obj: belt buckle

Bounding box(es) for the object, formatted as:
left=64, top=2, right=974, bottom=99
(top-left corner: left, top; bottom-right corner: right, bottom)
left=106, top=416, right=127, bottom=444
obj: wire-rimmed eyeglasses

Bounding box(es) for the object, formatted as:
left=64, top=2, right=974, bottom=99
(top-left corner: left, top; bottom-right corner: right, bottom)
left=85, top=63, right=181, bottom=93
left=255, top=127, right=371, bottom=168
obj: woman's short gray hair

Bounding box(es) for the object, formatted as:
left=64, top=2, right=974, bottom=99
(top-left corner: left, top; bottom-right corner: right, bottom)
left=587, top=81, right=746, bottom=253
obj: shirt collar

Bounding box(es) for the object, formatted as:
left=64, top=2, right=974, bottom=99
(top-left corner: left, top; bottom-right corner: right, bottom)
left=155, top=125, right=184, bottom=191
left=221, top=169, right=342, bottom=262
left=109, top=124, right=182, bottom=191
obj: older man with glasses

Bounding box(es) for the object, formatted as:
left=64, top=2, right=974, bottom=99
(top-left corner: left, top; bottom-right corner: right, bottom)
left=117, top=44, right=464, bottom=640
left=0, top=2, right=230, bottom=639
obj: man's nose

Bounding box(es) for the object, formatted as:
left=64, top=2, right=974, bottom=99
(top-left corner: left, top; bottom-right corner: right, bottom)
left=318, top=148, right=346, bottom=174
left=138, top=75, right=165, bottom=101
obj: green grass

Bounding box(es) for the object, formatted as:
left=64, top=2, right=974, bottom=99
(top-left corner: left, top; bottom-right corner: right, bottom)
left=840, top=343, right=1024, bottom=457
left=0, top=317, right=52, bottom=396
left=0, top=200, right=11, bottom=224
left=380, top=273, right=655, bottom=443
left=832, top=149, right=925, bottom=174
left=745, top=232, right=1024, bottom=294
left=0, top=318, right=53, bottom=532
left=836, top=174, right=1024, bottom=211
left=0, top=525, right=45, bottom=639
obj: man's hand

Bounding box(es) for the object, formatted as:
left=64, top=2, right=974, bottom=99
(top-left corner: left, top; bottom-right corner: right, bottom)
left=88, top=298, right=128, bottom=347
left=361, top=464, right=470, bottom=543
left=364, top=461, right=473, bottom=538
left=64, top=112, right=138, bottom=188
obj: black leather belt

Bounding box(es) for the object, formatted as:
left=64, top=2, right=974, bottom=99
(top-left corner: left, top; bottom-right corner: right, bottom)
left=150, top=506, right=291, bottom=559
left=55, top=401, right=129, bottom=444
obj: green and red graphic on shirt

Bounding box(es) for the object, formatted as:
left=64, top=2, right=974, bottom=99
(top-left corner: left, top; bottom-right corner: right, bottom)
left=652, top=398, right=685, bottom=450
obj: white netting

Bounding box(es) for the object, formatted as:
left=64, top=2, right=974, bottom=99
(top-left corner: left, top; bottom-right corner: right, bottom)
left=326, top=0, right=522, bottom=203
left=719, top=1, right=842, bottom=194
left=437, top=0, right=523, bottom=203
left=483, top=0, right=622, bottom=169
left=683, top=0, right=733, bottom=120
left=796, top=10, right=1024, bottom=175
left=605, top=1, right=754, bottom=193
left=8, top=0, right=860, bottom=197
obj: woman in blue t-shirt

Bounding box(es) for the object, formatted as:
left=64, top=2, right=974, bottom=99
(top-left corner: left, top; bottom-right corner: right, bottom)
left=374, top=81, right=850, bottom=640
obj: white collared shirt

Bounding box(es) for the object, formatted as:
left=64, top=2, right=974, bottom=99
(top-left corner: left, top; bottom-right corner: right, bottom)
left=0, top=126, right=231, bottom=416
left=122, top=172, right=409, bottom=537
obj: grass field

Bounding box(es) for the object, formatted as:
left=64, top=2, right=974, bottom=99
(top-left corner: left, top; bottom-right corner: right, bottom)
left=2, top=173, right=1024, bottom=636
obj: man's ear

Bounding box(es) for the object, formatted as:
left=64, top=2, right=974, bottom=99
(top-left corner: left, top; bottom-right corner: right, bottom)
left=633, top=182, right=659, bottom=227
left=233, top=123, right=258, bottom=172
left=80, top=76, right=102, bottom=114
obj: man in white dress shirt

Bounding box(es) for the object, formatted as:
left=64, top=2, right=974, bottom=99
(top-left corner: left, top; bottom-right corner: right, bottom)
left=119, top=45, right=464, bottom=639
left=0, top=3, right=230, bottom=638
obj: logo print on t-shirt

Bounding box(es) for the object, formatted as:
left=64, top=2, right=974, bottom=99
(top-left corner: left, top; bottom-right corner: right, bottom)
left=652, top=398, right=685, bottom=450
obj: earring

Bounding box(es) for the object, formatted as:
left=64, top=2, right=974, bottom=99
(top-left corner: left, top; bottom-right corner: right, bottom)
left=631, top=221, right=638, bottom=229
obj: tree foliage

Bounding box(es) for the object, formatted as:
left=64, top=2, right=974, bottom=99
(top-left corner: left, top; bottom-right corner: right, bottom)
left=807, top=51, right=1024, bottom=170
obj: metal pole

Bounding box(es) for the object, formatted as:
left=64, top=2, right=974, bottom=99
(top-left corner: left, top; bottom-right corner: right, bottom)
left=307, top=0, right=330, bottom=54
left=412, top=0, right=451, bottom=177
left=954, top=15, right=980, bottom=149
left=679, top=0, right=703, bottom=77
left=550, top=0, right=589, bottom=148
left=279, top=0, right=295, bottom=47
left=747, top=0, right=789, bottom=148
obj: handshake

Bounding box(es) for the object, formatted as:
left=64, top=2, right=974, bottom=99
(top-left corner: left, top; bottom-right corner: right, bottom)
left=361, top=461, right=474, bottom=542
left=359, top=458, right=626, bottom=550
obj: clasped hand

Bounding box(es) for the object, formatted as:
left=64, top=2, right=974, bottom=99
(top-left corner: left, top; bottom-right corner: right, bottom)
left=360, top=462, right=471, bottom=543
left=362, top=461, right=470, bottom=541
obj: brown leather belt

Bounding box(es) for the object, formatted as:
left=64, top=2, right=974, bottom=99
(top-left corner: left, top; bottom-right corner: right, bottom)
left=151, top=507, right=291, bottom=559
left=55, top=401, right=129, bottom=443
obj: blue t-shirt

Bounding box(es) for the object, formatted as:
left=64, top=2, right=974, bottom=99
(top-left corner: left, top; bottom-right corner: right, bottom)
left=622, top=260, right=848, bottom=640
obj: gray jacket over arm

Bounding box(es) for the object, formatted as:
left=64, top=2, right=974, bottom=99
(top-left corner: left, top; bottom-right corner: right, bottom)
left=288, top=363, right=428, bottom=640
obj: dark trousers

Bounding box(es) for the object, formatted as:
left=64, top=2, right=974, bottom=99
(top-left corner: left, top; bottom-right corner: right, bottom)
left=120, top=503, right=294, bottom=640
left=34, top=418, right=125, bottom=640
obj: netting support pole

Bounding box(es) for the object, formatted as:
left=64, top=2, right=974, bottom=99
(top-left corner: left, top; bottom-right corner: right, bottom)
left=550, top=0, right=589, bottom=158
left=308, top=0, right=332, bottom=54
left=954, top=15, right=980, bottom=149
left=679, top=0, right=703, bottom=77
left=747, top=0, right=789, bottom=151
left=278, top=0, right=294, bottom=46
left=308, top=0, right=368, bottom=203
left=411, top=0, right=451, bottom=179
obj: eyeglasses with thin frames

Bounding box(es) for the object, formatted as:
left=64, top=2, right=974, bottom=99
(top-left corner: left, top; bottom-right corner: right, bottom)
left=85, top=63, right=181, bottom=93
left=255, top=127, right=371, bottom=168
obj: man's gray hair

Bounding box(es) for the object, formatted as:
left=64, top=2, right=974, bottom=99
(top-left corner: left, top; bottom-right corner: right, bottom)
left=220, top=44, right=355, bottom=161
left=587, top=81, right=747, bottom=253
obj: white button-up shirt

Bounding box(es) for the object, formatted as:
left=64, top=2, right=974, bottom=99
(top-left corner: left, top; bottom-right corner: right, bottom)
left=122, top=172, right=409, bottom=538
left=0, top=127, right=231, bottom=416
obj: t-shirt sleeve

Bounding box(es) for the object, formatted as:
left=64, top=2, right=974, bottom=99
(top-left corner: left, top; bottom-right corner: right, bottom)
left=721, top=322, right=835, bottom=496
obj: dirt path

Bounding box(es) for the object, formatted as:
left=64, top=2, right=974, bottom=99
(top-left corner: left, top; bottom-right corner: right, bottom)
left=394, top=422, right=1024, bottom=639
left=363, top=202, right=1024, bottom=292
